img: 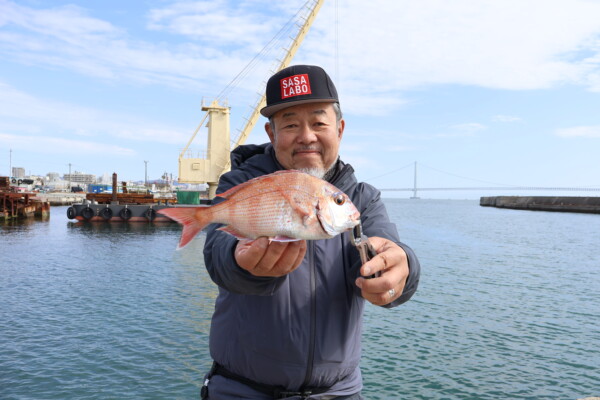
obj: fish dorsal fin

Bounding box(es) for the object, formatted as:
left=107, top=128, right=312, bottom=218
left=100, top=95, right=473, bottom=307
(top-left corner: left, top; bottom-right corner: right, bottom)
left=217, top=170, right=302, bottom=200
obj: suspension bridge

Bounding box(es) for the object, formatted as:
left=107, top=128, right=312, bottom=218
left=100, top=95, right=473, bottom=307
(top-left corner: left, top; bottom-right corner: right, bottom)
left=372, top=162, right=600, bottom=198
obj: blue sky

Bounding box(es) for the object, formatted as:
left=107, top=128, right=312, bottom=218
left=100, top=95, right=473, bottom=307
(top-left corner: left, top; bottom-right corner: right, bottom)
left=1, top=0, right=600, bottom=198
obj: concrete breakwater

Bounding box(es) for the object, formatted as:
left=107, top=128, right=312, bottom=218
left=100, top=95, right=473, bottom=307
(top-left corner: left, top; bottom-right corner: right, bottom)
left=480, top=196, right=600, bottom=214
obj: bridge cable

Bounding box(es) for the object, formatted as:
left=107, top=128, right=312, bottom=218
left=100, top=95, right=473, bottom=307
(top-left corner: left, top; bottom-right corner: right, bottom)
left=364, top=161, right=414, bottom=182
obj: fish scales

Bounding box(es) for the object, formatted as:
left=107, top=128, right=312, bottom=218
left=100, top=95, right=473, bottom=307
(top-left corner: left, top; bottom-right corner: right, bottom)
left=212, top=183, right=316, bottom=238
left=158, top=170, right=360, bottom=249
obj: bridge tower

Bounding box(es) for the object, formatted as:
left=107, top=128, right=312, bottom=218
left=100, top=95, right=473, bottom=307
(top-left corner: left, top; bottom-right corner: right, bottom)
left=410, top=161, right=420, bottom=199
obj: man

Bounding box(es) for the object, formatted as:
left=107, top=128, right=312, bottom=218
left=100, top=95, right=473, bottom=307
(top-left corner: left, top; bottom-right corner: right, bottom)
left=202, top=65, right=420, bottom=399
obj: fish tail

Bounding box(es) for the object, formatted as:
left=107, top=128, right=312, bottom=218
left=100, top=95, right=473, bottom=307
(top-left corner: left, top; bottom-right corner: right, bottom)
left=157, top=207, right=211, bottom=249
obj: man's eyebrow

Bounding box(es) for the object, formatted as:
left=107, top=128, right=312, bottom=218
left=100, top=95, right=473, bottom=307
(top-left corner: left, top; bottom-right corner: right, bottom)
left=281, top=111, right=296, bottom=119
left=280, top=109, right=327, bottom=119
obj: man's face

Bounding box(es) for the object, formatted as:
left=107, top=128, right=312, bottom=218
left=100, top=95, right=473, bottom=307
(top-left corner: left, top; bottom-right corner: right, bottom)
left=265, top=102, right=345, bottom=176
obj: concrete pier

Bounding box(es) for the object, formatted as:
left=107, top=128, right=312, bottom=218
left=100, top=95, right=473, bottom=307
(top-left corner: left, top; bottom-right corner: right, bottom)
left=480, top=196, right=600, bottom=214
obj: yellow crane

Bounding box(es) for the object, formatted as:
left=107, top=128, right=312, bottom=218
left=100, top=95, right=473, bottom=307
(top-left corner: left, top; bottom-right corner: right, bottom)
left=178, top=0, right=325, bottom=199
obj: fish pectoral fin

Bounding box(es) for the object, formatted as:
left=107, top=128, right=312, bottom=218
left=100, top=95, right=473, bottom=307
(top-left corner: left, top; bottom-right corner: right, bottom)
left=302, top=214, right=318, bottom=227
left=315, top=198, right=337, bottom=237
left=269, top=235, right=301, bottom=242
left=281, top=192, right=315, bottom=219
left=217, top=225, right=252, bottom=240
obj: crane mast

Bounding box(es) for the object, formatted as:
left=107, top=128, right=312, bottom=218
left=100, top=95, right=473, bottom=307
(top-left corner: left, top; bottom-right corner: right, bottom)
left=178, top=0, right=325, bottom=199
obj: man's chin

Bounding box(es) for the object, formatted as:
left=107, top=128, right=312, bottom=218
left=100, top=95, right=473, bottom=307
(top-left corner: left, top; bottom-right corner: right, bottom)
left=297, top=167, right=327, bottom=179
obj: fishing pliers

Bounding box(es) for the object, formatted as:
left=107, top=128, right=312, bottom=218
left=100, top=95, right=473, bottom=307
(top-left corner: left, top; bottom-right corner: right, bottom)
left=350, top=222, right=380, bottom=279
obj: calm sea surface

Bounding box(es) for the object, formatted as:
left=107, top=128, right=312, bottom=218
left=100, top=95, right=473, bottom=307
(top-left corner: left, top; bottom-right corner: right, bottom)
left=1, top=200, right=599, bottom=400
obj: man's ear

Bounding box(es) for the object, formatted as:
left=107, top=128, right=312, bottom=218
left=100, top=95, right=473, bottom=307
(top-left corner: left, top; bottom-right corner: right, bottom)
left=265, top=122, right=275, bottom=143
left=338, top=119, right=345, bottom=139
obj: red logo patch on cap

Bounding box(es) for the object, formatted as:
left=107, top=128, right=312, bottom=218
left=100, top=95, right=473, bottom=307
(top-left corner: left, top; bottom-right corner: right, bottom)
left=280, top=74, right=311, bottom=99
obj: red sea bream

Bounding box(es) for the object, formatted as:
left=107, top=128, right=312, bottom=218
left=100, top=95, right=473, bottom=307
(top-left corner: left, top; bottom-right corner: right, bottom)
left=158, top=170, right=360, bottom=249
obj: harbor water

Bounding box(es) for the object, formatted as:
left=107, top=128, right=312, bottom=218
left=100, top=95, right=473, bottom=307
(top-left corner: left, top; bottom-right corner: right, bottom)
left=1, top=200, right=599, bottom=399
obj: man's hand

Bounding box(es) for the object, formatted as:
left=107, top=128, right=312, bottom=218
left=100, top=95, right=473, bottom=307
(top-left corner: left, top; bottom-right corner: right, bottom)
left=235, top=237, right=307, bottom=277
left=355, top=236, right=409, bottom=306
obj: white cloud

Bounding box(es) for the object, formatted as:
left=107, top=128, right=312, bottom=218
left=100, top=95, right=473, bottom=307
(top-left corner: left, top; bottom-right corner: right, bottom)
left=386, top=145, right=414, bottom=152
left=0, top=1, right=262, bottom=92
left=451, top=123, right=487, bottom=132
left=0, top=81, right=190, bottom=145
left=340, top=92, right=408, bottom=116
left=146, top=0, right=274, bottom=46
left=493, top=115, right=522, bottom=123
left=430, top=123, right=487, bottom=138
left=0, top=132, right=136, bottom=157
left=1, top=0, right=600, bottom=117
left=302, top=0, right=600, bottom=95
left=340, top=154, right=373, bottom=169
left=555, top=125, right=600, bottom=138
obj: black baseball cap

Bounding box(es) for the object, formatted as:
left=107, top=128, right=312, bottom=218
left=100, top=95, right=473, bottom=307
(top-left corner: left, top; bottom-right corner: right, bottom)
left=260, top=65, right=339, bottom=118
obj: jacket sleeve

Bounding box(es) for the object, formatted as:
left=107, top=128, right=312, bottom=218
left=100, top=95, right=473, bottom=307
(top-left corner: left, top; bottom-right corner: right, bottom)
left=356, top=183, right=420, bottom=308
left=203, top=171, right=287, bottom=296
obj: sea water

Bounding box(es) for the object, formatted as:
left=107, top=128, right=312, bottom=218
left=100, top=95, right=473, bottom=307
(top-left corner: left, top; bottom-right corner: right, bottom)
left=1, top=201, right=599, bottom=399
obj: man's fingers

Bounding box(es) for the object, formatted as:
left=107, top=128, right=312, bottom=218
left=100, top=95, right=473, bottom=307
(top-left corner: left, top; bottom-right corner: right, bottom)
left=254, top=241, right=291, bottom=272
left=355, top=237, right=409, bottom=305
left=271, top=241, right=307, bottom=275
left=239, top=239, right=307, bottom=277
left=235, top=238, right=269, bottom=270
left=361, top=252, right=389, bottom=277
left=356, top=276, right=401, bottom=305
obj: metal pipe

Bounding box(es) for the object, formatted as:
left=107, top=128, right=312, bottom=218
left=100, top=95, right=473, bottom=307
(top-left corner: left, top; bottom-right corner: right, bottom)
left=112, top=173, right=117, bottom=203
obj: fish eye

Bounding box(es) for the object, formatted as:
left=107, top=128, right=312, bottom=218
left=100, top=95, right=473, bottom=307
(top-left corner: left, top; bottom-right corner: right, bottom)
left=334, top=194, right=346, bottom=206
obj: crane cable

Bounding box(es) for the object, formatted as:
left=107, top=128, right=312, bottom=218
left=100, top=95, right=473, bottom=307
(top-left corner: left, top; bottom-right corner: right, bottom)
left=216, top=0, right=317, bottom=103
left=334, top=0, right=339, bottom=81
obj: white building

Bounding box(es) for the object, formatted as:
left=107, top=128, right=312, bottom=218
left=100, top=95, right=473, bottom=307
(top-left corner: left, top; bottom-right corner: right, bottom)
left=63, top=171, right=96, bottom=185
left=47, top=172, right=60, bottom=182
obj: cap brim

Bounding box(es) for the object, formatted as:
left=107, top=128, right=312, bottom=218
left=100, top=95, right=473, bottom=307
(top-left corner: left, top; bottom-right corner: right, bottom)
left=260, top=98, right=337, bottom=118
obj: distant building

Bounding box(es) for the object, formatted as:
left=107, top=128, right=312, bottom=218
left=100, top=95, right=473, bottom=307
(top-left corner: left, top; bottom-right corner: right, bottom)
left=63, top=171, right=96, bottom=185
left=99, top=173, right=112, bottom=184
left=47, top=172, right=60, bottom=182
left=12, top=167, right=25, bottom=178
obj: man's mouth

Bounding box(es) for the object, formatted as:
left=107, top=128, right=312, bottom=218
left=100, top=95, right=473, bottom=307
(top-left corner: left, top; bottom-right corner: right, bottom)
left=293, top=148, right=321, bottom=156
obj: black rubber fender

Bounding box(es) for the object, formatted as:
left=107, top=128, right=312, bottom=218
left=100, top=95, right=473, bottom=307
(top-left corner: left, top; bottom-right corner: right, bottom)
left=81, top=207, right=94, bottom=220
left=145, top=208, right=157, bottom=221
left=119, top=207, right=132, bottom=221
left=66, top=206, right=76, bottom=219
left=100, top=207, right=113, bottom=220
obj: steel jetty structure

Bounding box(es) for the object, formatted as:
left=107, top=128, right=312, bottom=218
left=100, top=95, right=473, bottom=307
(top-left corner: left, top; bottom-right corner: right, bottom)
left=66, top=173, right=199, bottom=223
left=1, top=176, right=50, bottom=221
left=67, top=197, right=178, bottom=223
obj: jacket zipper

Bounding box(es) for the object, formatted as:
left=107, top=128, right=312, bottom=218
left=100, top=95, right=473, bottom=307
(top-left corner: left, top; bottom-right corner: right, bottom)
left=300, top=165, right=351, bottom=388
left=302, top=240, right=317, bottom=388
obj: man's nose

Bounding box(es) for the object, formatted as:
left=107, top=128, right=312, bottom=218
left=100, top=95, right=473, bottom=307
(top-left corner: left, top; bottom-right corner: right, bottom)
left=296, top=124, right=318, bottom=143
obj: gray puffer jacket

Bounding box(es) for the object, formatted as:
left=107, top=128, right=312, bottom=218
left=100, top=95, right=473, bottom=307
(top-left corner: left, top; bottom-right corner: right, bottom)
left=203, top=143, right=420, bottom=397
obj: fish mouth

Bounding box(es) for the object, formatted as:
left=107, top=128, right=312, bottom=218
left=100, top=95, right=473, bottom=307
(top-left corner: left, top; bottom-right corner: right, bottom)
left=317, top=214, right=337, bottom=237
left=318, top=214, right=359, bottom=237
left=350, top=210, right=360, bottom=224
left=317, top=206, right=360, bottom=237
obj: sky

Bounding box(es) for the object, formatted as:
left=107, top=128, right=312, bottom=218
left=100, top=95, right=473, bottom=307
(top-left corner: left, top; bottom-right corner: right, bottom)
left=1, top=0, right=600, bottom=199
